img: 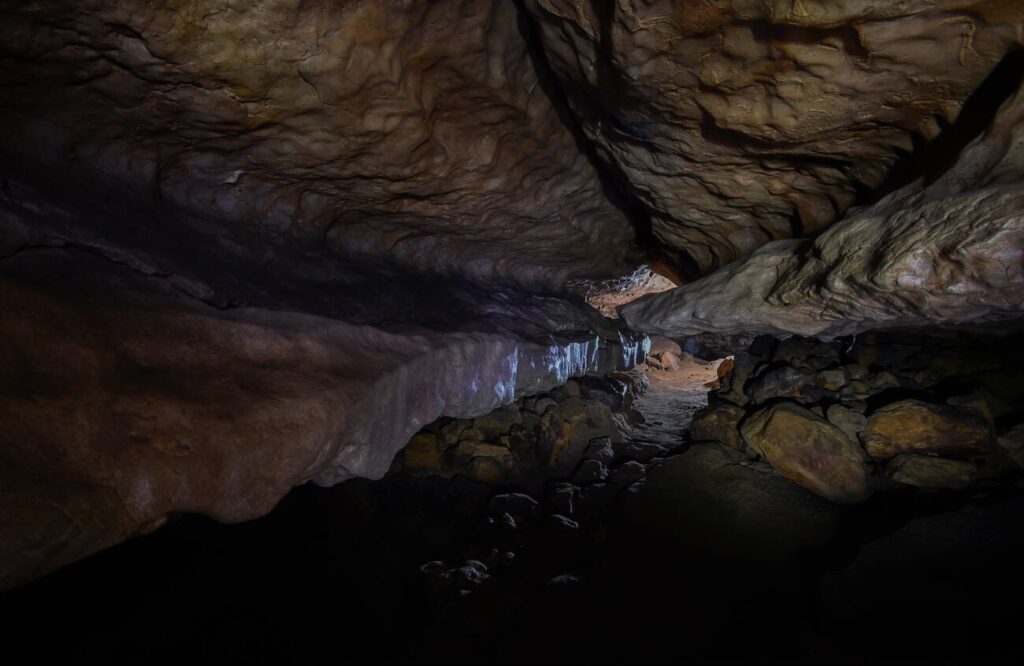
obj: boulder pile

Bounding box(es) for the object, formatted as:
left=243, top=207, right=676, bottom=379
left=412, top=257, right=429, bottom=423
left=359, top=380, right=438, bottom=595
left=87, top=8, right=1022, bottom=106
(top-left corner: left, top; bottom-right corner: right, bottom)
left=690, top=330, right=1024, bottom=502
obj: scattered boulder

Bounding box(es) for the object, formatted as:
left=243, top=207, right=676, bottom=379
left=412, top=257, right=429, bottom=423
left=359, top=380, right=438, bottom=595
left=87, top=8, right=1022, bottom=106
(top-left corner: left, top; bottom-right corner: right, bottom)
left=863, top=400, right=992, bottom=460
left=403, top=433, right=443, bottom=471
left=740, top=403, right=873, bottom=503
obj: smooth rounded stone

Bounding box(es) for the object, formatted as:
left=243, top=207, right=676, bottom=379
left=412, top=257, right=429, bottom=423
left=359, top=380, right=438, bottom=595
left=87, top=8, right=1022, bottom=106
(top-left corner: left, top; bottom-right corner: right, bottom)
left=827, top=404, right=868, bottom=436
left=403, top=432, right=444, bottom=470
left=563, top=380, right=581, bottom=398
left=472, top=405, right=522, bottom=440
left=440, top=421, right=471, bottom=449
left=887, top=454, right=977, bottom=490
left=498, top=512, right=518, bottom=531
left=689, top=402, right=746, bottom=453
left=996, top=423, right=1024, bottom=467
left=610, top=370, right=649, bottom=398
left=547, top=514, right=580, bottom=531
left=572, top=458, right=609, bottom=485
left=615, top=443, right=841, bottom=565
left=844, top=364, right=869, bottom=381
left=816, top=368, right=849, bottom=392
left=741, top=402, right=873, bottom=503
left=863, top=400, right=993, bottom=460
left=488, top=492, right=538, bottom=516
left=717, top=351, right=758, bottom=406
left=576, top=377, right=628, bottom=411
left=608, top=460, right=647, bottom=488
left=533, top=397, right=558, bottom=415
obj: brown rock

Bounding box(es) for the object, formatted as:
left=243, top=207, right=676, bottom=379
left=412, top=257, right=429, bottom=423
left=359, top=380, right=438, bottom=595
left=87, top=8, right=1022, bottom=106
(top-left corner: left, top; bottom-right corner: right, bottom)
left=740, top=402, right=872, bottom=503
left=863, top=400, right=992, bottom=460
left=403, top=433, right=444, bottom=470
left=887, top=454, right=977, bottom=491
left=689, top=403, right=746, bottom=453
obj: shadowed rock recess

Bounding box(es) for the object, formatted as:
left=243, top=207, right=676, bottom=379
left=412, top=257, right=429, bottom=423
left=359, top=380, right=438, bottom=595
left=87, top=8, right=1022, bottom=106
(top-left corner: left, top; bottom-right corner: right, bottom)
left=2, top=2, right=1024, bottom=660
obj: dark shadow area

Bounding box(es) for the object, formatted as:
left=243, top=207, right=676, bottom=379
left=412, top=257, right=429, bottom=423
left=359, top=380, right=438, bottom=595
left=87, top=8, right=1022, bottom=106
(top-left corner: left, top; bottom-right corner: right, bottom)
left=864, top=48, right=1024, bottom=202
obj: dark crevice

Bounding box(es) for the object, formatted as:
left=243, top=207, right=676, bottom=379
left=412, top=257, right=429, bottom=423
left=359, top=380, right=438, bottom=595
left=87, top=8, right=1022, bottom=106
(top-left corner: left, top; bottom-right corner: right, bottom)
left=860, top=48, right=1024, bottom=204
left=512, top=1, right=701, bottom=282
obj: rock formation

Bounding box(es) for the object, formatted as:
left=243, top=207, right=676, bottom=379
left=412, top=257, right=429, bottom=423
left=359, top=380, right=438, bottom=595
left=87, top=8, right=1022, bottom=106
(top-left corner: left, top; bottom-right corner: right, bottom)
left=2, top=0, right=1024, bottom=592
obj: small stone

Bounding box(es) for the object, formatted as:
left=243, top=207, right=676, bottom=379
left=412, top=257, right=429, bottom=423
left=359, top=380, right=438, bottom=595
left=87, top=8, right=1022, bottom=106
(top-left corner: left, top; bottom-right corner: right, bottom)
left=827, top=403, right=867, bottom=436
left=488, top=492, right=539, bottom=515
left=499, top=512, right=517, bottom=531
left=816, top=368, right=848, bottom=392
left=572, top=458, right=609, bottom=484
left=547, top=574, right=581, bottom=586
left=564, top=380, right=581, bottom=397
left=473, top=405, right=522, bottom=440
left=547, top=514, right=580, bottom=530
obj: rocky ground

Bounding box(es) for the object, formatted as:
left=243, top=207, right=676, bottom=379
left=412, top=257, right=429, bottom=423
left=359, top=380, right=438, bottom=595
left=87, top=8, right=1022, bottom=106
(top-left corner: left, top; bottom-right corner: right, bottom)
left=3, top=351, right=1023, bottom=663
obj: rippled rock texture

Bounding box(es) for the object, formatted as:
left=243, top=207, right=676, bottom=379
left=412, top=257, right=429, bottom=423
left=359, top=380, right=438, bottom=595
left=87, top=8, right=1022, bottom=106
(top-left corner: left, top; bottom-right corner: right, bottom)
left=622, top=71, right=1024, bottom=339
left=3, top=0, right=1024, bottom=592
left=525, top=0, right=1024, bottom=273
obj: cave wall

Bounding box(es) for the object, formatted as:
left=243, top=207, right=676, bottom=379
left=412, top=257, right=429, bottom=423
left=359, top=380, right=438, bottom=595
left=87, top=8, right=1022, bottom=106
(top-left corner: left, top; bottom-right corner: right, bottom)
left=524, top=0, right=1024, bottom=273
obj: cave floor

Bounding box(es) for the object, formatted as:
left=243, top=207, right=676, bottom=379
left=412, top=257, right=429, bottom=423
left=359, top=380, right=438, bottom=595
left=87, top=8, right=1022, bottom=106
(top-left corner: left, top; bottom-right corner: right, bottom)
left=2, top=371, right=1024, bottom=664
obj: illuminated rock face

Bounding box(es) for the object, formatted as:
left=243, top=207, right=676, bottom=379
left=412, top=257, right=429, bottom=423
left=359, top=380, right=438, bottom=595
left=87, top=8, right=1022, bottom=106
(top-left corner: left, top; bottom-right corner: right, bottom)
left=622, top=82, right=1024, bottom=340
left=1, top=0, right=1024, bottom=589
left=524, top=0, right=1024, bottom=273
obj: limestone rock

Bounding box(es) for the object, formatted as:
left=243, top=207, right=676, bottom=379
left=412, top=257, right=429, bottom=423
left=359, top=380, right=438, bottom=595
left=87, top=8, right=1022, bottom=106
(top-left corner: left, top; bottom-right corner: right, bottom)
left=740, top=402, right=873, bottom=503
left=863, top=400, right=992, bottom=459
left=826, top=404, right=868, bottom=437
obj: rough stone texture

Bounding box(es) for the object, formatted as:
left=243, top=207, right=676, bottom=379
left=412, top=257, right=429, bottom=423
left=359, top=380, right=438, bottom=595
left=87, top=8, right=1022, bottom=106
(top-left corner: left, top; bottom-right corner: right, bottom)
left=0, top=247, right=647, bottom=590
left=863, top=400, right=992, bottom=459
left=887, top=454, right=976, bottom=490
left=526, top=0, right=1024, bottom=273
left=688, top=402, right=746, bottom=452
left=0, top=0, right=638, bottom=288
left=622, top=78, right=1024, bottom=338
left=740, top=402, right=872, bottom=503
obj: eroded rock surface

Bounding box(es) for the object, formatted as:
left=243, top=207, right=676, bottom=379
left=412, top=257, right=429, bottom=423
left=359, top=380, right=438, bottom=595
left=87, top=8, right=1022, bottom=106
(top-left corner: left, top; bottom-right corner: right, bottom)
left=622, top=76, right=1024, bottom=338
left=525, top=0, right=1024, bottom=272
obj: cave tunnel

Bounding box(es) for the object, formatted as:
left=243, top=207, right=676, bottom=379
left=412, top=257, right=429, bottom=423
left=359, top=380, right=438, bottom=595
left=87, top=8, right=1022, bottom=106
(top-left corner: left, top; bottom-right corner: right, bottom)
left=2, top=1, right=1024, bottom=663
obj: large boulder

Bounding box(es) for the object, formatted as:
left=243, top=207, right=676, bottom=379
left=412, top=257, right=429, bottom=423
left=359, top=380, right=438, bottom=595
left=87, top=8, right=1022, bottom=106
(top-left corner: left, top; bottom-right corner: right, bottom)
left=863, top=400, right=992, bottom=459
left=740, top=402, right=873, bottom=503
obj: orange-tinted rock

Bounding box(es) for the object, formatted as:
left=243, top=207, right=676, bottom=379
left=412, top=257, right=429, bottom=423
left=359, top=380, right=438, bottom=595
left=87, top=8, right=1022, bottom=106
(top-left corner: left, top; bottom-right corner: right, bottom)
left=740, top=402, right=872, bottom=503
left=863, top=400, right=992, bottom=459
